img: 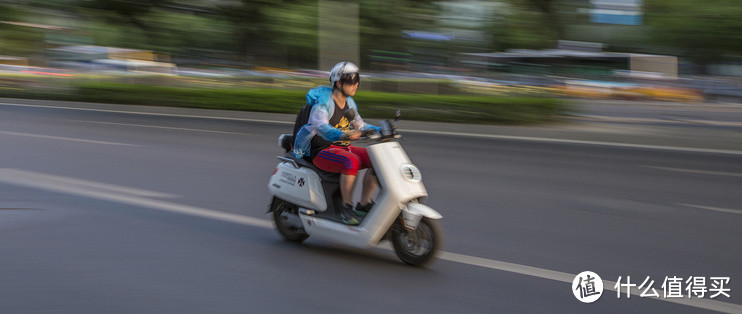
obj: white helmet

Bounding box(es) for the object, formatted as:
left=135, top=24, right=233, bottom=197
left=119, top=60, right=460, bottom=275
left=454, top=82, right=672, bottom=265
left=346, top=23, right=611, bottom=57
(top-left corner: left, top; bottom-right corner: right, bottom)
left=329, top=61, right=360, bottom=87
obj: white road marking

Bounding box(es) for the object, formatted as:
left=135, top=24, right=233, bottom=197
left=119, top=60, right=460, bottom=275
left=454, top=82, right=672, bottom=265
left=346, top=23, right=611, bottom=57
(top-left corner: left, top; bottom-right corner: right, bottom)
left=400, top=129, right=742, bottom=156
left=0, top=169, right=176, bottom=199
left=0, top=168, right=272, bottom=229
left=441, top=251, right=742, bottom=313
left=3, top=101, right=742, bottom=156
left=76, top=120, right=250, bottom=135
left=0, top=130, right=139, bottom=146
left=0, top=102, right=293, bottom=125
left=679, top=203, right=742, bottom=215
left=573, top=115, right=742, bottom=127
left=644, top=165, right=742, bottom=178
left=0, top=168, right=740, bottom=312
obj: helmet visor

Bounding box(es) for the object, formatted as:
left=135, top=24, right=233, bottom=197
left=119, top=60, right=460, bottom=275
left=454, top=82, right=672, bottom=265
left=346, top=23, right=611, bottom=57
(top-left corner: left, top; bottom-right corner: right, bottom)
left=339, top=73, right=360, bottom=85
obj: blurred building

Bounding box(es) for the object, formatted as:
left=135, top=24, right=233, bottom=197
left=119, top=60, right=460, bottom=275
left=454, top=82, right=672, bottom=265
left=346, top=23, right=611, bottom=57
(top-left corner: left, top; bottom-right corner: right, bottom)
left=48, top=45, right=177, bottom=74
left=459, top=41, right=677, bottom=79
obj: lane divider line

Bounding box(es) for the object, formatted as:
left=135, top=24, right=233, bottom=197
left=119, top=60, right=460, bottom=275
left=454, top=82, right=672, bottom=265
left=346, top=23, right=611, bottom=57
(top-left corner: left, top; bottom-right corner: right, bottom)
left=3, top=102, right=742, bottom=156
left=0, top=130, right=139, bottom=147
left=679, top=203, right=742, bottom=215
left=644, top=165, right=742, bottom=178
left=439, top=252, right=742, bottom=313
left=0, top=168, right=272, bottom=229
left=0, top=169, right=177, bottom=199
left=76, top=120, right=251, bottom=135
left=0, top=168, right=739, bottom=312
left=0, top=102, right=293, bottom=125
left=399, top=129, right=742, bottom=156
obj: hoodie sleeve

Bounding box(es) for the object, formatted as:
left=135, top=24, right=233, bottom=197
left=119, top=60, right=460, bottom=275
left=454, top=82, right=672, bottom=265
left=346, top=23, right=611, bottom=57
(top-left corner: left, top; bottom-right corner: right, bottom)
left=347, top=98, right=381, bottom=132
left=292, top=86, right=342, bottom=158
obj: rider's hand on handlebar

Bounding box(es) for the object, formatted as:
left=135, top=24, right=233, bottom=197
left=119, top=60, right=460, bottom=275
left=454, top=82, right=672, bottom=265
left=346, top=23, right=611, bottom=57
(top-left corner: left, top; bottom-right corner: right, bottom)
left=343, top=130, right=361, bottom=141
left=360, top=129, right=377, bottom=137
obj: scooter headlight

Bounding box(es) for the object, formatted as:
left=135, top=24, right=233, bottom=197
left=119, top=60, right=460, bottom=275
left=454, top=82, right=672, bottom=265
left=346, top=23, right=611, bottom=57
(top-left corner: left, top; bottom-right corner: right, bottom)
left=400, top=164, right=422, bottom=182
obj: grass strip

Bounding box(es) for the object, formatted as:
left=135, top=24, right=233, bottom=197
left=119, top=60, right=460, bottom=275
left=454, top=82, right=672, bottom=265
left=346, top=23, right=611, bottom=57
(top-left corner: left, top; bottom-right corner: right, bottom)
left=2, top=82, right=569, bottom=124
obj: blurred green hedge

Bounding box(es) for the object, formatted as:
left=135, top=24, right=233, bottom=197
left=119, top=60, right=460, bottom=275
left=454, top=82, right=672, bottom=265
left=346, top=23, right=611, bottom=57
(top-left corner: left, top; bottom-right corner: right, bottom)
left=2, top=82, right=569, bottom=124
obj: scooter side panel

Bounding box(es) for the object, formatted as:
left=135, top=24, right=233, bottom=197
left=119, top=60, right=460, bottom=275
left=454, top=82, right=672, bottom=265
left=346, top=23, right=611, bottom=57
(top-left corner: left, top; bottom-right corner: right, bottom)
left=269, top=163, right=327, bottom=211
left=360, top=142, right=430, bottom=245
left=299, top=213, right=373, bottom=247
left=368, top=142, right=428, bottom=202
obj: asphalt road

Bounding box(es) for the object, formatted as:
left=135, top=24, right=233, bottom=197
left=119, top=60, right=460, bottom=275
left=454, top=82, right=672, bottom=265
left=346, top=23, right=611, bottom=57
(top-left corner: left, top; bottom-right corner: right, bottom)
left=570, top=99, right=742, bottom=128
left=1, top=100, right=740, bottom=313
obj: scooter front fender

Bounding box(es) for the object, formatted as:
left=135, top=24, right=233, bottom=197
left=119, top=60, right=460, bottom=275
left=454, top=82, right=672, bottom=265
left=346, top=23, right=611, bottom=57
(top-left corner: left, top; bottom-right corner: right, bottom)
left=401, top=202, right=442, bottom=230
left=404, top=202, right=443, bottom=220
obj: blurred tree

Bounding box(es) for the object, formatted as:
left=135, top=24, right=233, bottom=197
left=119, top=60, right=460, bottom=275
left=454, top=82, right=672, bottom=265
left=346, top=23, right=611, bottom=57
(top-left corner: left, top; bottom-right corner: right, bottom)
left=0, top=2, right=22, bottom=20
left=359, top=0, right=415, bottom=69
left=265, top=1, right=319, bottom=68
left=86, top=0, right=164, bottom=31
left=478, top=0, right=561, bottom=52
left=143, top=10, right=233, bottom=59
left=645, top=0, right=742, bottom=68
left=523, top=0, right=563, bottom=39
left=79, top=0, right=171, bottom=53
left=493, top=4, right=556, bottom=51
left=0, top=5, right=45, bottom=57
left=218, top=0, right=293, bottom=66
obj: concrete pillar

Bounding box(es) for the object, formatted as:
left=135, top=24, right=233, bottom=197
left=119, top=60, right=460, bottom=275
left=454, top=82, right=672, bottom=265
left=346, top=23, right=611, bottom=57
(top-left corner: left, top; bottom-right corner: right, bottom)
left=318, top=0, right=360, bottom=71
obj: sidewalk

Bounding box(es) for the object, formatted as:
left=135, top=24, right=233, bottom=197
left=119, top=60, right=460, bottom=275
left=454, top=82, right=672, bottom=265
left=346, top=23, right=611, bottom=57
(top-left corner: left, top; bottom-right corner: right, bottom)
left=2, top=97, right=741, bottom=153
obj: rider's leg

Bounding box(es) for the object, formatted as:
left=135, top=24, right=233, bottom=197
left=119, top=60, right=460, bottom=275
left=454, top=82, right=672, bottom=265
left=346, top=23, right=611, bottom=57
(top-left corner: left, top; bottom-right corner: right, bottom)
left=314, top=147, right=362, bottom=224
left=340, top=174, right=357, bottom=206
left=360, top=170, right=378, bottom=205
left=347, top=146, right=377, bottom=209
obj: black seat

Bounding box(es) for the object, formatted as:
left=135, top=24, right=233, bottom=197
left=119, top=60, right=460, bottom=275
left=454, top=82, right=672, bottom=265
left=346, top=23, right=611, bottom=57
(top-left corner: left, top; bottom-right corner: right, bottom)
left=284, top=153, right=340, bottom=183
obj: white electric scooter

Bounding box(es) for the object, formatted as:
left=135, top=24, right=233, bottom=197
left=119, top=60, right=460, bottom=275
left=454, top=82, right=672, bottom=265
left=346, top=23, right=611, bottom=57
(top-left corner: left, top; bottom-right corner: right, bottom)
left=267, top=112, right=443, bottom=266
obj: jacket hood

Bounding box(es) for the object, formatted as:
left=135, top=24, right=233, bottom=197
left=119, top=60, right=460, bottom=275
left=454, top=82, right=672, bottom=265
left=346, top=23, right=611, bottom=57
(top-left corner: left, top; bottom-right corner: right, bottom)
left=306, top=86, right=333, bottom=106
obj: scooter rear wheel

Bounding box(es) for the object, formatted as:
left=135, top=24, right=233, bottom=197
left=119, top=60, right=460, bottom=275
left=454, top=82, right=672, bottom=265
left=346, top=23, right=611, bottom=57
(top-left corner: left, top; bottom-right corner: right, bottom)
left=391, top=217, right=442, bottom=266
left=270, top=197, right=309, bottom=243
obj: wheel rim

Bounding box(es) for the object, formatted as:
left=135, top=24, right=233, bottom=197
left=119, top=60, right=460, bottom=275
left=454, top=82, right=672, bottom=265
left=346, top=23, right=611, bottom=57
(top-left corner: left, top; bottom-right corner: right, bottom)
left=398, top=222, right=434, bottom=257
left=276, top=203, right=300, bottom=233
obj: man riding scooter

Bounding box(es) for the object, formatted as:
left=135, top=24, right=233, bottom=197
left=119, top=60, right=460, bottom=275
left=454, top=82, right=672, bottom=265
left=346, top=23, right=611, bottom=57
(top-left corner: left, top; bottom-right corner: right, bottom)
left=292, top=62, right=381, bottom=225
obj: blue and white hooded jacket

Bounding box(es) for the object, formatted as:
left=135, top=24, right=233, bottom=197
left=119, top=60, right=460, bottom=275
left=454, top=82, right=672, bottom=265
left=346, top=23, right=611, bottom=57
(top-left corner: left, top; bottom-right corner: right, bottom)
left=293, top=86, right=380, bottom=158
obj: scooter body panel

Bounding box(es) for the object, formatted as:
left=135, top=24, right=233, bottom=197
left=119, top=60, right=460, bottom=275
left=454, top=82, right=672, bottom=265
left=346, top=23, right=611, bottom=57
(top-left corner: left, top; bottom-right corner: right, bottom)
left=269, top=137, right=442, bottom=250
left=367, top=141, right=428, bottom=204
left=269, top=163, right=328, bottom=212
left=294, top=141, right=432, bottom=247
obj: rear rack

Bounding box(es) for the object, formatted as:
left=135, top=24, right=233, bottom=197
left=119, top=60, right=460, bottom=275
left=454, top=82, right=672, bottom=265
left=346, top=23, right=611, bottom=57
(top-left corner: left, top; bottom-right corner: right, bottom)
left=276, top=156, right=299, bottom=168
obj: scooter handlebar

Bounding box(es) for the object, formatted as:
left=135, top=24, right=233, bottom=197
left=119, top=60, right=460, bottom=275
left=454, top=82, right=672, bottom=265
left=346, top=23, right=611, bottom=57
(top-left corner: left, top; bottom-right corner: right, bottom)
left=349, top=111, right=402, bottom=142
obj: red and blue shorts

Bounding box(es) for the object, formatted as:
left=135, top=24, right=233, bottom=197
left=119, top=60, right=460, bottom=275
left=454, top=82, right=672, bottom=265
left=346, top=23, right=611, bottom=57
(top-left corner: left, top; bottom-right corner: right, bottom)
left=313, top=145, right=371, bottom=176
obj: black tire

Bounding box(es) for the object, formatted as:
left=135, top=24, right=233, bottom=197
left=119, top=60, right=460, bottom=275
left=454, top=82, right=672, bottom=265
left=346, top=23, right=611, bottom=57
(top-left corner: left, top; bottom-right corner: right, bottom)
left=391, top=217, right=442, bottom=266
left=270, top=197, right=309, bottom=243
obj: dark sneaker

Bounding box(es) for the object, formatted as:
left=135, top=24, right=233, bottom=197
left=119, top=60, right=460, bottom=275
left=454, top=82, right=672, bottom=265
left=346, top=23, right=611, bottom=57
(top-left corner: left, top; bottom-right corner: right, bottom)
left=354, top=202, right=375, bottom=217
left=337, top=203, right=360, bottom=225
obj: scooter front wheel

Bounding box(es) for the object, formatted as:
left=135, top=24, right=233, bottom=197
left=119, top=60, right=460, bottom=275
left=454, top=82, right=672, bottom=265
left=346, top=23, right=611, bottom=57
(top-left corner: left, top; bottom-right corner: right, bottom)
left=270, top=197, right=309, bottom=243
left=391, top=217, right=442, bottom=266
